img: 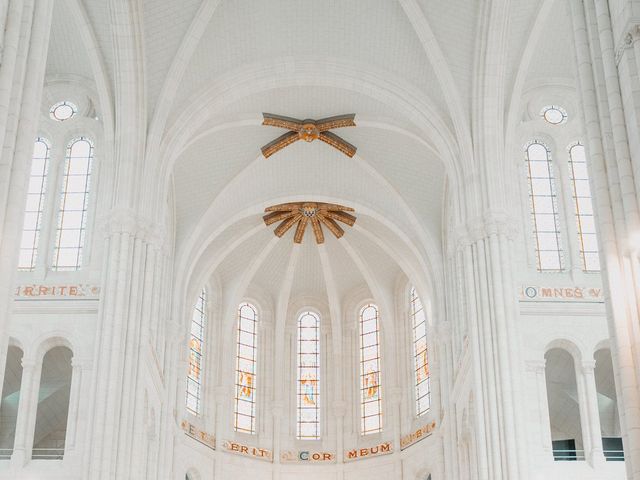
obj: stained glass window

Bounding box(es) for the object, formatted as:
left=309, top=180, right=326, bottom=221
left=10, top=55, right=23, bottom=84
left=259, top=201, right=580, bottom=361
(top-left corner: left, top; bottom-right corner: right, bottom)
left=359, top=304, right=382, bottom=435
left=52, top=137, right=94, bottom=271
left=410, top=287, right=430, bottom=416
left=18, top=138, right=50, bottom=271
left=297, top=311, right=321, bottom=440
left=234, top=303, right=258, bottom=434
left=186, top=288, right=206, bottom=415
left=525, top=141, right=564, bottom=271
left=568, top=143, right=600, bottom=272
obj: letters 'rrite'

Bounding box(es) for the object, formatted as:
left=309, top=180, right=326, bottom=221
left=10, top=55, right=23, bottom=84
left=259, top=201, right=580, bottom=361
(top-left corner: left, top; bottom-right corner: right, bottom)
left=260, top=113, right=357, bottom=158
left=263, top=202, right=356, bottom=244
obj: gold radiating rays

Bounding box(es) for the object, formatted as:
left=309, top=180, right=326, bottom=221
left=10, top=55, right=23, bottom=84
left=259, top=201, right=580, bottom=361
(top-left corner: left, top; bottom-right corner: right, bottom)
left=261, top=113, right=357, bottom=158
left=263, top=202, right=356, bottom=244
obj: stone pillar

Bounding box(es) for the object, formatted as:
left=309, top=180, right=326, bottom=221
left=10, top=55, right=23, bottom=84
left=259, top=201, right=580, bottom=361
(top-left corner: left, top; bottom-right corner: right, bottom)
left=64, top=360, right=83, bottom=452
left=11, top=359, right=40, bottom=466
left=0, top=0, right=53, bottom=399
left=452, top=218, right=528, bottom=480
left=85, top=210, right=168, bottom=479
left=568, top=1, right=640, bottom=477
left=581, top=361, right=606, bottom=466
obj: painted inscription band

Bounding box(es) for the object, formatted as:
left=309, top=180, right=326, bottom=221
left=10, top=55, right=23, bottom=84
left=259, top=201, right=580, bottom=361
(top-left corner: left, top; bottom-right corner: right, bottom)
left=180, top=420, right=215, bottom=450
left=400, top=421, right=436, bottom=450
left=519, top=286, right=604, bottom=302
left=223, top=440, right=273, bottom=462
left=15, top=284, right=101, bottom=299
left=344, top=441, right=393, bottom=461
left=281, top=450, right=335, bottom=463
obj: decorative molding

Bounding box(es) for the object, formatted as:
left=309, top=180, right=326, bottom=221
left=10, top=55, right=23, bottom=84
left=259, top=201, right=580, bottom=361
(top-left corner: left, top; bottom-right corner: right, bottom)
left=261, top=113, right=357, bottom=158
left=263, top=202, right=356, bottom=244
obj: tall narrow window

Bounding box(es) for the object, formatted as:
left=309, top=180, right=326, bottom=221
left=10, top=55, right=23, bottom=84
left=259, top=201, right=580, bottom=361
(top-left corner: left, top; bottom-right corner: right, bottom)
left=410, top=287, right=430, bottom=416
left=297, top=311, right=321, bottom=440
left=18, top=138, right=50, bottom=271
left=52, top=137, right=94, bottom=271
left=186, top=288, right=206, bottom=415
left=568, top=143, right=600, bottom=272
left=359, top=304, right=382, bottom=435
left=525, top=141, right=564, bottom=271
left=234, top=303, right=258, bottom=434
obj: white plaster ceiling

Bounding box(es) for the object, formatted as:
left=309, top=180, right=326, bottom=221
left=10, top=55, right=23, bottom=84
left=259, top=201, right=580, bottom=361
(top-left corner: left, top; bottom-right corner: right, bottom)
left=47, top=0, right=94, bottom=80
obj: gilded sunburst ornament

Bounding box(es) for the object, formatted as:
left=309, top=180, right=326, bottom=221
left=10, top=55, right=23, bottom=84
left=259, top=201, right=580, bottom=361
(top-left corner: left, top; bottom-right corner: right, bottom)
left=263, top=202, right=356, bottom=244
left=260, top=113, right=357, bottom=158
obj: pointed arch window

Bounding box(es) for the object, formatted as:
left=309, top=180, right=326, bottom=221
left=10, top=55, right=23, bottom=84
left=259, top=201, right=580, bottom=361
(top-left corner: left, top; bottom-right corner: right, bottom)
left=410, top=287, right=430, bottom=416
left=568, top=143, right=600, bottom=272
left=234, top=303, right=258, bottom=434
left=52, top=137, right=95, bottom=271
left=359, top=304, right=382, bottom=435
left=525, top=141, right=564, bottom=271
left=18, top=138, right=50, bottom=271
left=186, top=288, right=206, bottom=415
left=297, top=311, right=321, bottom=440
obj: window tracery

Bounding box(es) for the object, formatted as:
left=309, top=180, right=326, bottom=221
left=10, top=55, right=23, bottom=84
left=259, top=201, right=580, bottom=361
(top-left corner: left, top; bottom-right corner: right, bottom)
left=52, top=137, right=95, bottom=271
left=410, top=287, right=430, bottom=416
left=297, top=311, right=321, bottom=440
left=18, top=138, right=50, bottom=271
left=568, top=143, right=600, bottom=272
left=525, top=141, right=564, bottom=271
left=234, top=303, right=258, bottom=434
left=359, top=304, right=382, bottom=435
left=186, top=288, right=206, bottom=416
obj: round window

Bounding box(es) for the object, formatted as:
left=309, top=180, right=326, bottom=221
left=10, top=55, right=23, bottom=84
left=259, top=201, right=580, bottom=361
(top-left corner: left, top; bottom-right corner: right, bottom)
left=49, top=101, right=77, bottom=122
left=540, top=105, right=567, bottom=125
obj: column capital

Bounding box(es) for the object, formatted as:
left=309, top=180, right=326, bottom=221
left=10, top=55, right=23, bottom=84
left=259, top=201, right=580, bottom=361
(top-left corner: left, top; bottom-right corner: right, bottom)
left=581, top=360, right=596, bottom=374
left=525, top=359, right=546, bottom=374
left=98, top=207, right=167, bottom=247
left=453, top=212, right=519, bottom=250
left=615, top=23, right=640, bottom=64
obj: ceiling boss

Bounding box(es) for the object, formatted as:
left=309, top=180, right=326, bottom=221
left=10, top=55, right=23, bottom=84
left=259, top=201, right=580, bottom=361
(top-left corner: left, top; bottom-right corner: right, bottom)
left=263, top=202, right=356, bottom=244
left=260, top=113, right=357, bottom=158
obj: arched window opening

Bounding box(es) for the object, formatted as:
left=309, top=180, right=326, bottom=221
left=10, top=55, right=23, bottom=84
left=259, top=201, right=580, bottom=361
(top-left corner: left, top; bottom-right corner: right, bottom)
left=186, top=288, right=206, bottom=416
left=568, top=143, right=600, bottom=272
left=18, top=138, right=50, bottom=271
left=545, top=349, right=585, bottom=461
left=595, top=349, right=624, bottom=461
left=32, top=346, right=73, bottom=460
left=0, top=346, right=24, bottom=459
left=52, top=137, right=95, bottom=271
left=525, top=142, right=564, bottom=271
left=359, top=304, right=382, bottom=435
left=296, top=311, right=321, bottom=440
left=410, top=287, right=430, bottom=416
left=234, top=303, right=258, bottom=434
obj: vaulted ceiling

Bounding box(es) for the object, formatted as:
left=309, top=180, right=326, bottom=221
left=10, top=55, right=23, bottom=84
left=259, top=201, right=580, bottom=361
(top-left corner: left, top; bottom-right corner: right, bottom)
left=44, top=0, right=579, bottom=308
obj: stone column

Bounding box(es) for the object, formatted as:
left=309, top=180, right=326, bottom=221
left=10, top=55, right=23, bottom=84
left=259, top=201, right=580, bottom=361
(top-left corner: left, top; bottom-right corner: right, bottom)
left=11, top=359, right=40, bottom=467
left=581, top=361, right=606, bottom=466
left=85, top=210, right=168, bottom=479
left=0, top=0, right=53, bottom=398
left=568, top=1, right=640, bottom=477
left=64, top=359, right=83, bottom=452
left=452, top=218, right=528, bottom=480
